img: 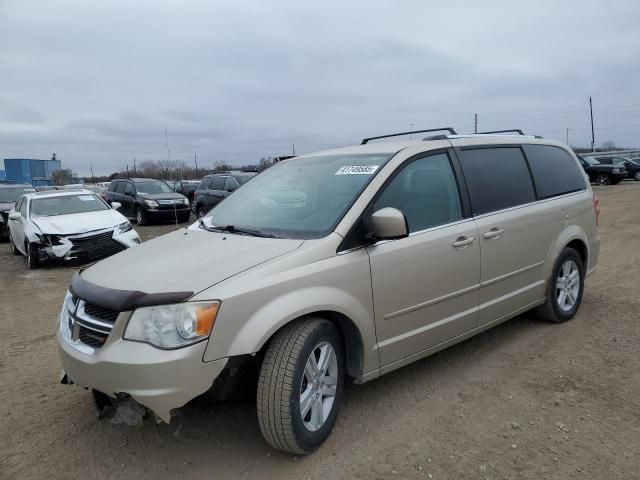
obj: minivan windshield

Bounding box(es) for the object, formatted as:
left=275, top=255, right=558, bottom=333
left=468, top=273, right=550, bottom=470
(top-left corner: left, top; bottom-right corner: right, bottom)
left=136, top=181, right=173, bottom=194
left=30, top=194, right=110, bottom=217
left=204, top=154, right=392, bottom=239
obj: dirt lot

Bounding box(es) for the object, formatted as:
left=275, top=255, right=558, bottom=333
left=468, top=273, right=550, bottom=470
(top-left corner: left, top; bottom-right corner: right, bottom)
left=1, top=184, right=639, bottom=480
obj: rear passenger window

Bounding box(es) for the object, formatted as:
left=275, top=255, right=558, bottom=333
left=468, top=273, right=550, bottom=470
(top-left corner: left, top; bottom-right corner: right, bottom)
left=523, top=145, right=586, bottom=199
left=459, top=147, right=535, bottom=215
left=210, top=176, right=225, bottom=190
left=373, top=152, right=462, bottom=233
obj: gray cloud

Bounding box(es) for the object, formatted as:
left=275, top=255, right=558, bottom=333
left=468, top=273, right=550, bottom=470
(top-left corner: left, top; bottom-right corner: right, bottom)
left=1, top=0, right=639, bottom=175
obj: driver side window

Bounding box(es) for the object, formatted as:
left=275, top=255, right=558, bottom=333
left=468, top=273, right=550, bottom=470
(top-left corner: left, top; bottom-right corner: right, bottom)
left=124, top=183, right=135, bottom=196
left=19, top=198, right=28, bottom=217
left=373, top=153, right=462, bottom=233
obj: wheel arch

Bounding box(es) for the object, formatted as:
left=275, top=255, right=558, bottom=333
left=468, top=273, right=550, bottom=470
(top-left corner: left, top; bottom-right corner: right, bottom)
left=544, top=226, right=590, bottom=281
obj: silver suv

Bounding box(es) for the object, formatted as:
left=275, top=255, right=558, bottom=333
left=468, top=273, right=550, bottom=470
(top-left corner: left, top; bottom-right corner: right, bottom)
left=57, top=129, right=600, bottom=454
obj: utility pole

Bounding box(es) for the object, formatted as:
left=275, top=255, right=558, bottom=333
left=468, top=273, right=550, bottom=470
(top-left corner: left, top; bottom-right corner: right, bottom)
left=474, top=113, right=478, bottom=134
left=409, top=123, right=414, bottom=139
left=566, top=128, right=569, bottom=145
left=133, top=157, right=136, bottom=174
left=589, top=97, right=595, bottom=152
left=164, top=127, right=171, bottom=162
left=292, top=143, right=296, bottom=156
left=126, top=165, right=130, bottom=178
left=194, top=153, right=198, bottom=176
left=90, top=164, right=94, bottom=184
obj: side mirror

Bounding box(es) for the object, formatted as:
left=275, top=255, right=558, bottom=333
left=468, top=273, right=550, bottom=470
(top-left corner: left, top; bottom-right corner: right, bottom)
left=368, top=207, right=408, bottom=241
left=111, top=202, right=122, bottom=210
left=8, top=211, right=21, bottom=221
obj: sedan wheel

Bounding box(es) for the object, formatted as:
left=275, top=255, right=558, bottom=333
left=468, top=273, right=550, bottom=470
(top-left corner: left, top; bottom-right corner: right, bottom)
left=136, top=208, right=146, bottom=226
left=596, top=174, right=611, bottom=185
left=635, top=172, right=640, bottom=181
left=25, top=242, right=39, bottom=269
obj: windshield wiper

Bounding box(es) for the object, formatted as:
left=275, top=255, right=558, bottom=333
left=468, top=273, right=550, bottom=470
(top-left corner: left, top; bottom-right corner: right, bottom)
left=203, top=224, right=277, bottom=238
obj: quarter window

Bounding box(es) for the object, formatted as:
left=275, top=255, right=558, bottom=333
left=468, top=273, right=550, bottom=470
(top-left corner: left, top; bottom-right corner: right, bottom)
left=523, top=145, right=586, bottom=199
left=373, top=153, right=462, bottom=233
left=459, top=147, right=535, bottom=215
left=211, top=176, right=226, bottom=190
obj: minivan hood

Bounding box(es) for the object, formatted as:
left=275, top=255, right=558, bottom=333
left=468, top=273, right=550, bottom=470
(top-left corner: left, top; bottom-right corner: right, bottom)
left=31, top=209, right=126, bottom=235
left=79, top=228, right=304, bottom=296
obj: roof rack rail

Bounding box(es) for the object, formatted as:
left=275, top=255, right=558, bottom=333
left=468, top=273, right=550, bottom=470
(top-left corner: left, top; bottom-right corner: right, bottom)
left=361, top=127, right=457, bottom=145
left=477, top=129, right=525, bottom=135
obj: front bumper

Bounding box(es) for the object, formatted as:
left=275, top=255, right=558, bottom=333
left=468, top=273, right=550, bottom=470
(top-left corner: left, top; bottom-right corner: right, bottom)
left=57, top=312, right=227, bottom=422
left=40, top=229, right=140, bottom=264
left=145, top=207, right=191, bottom=219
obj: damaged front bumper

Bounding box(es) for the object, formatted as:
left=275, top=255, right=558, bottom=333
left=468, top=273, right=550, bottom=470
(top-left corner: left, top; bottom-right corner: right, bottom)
left=37, top=228, right=140, bottom=264
left=57, top=311, right=228, bottom=422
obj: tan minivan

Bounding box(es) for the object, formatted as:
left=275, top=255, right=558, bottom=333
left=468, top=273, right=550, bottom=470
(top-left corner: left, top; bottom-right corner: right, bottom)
left=57, top=129, right=599, bottom=454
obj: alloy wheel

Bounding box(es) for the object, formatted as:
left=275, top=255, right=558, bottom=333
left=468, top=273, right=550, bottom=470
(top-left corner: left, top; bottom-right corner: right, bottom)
left=300, top=341, right=338, bottom=432
left=635, top=172, right=640, bottom=181
left=596, top=174, right=610, bottom=185
left=555, top=259, right=580, bottom=312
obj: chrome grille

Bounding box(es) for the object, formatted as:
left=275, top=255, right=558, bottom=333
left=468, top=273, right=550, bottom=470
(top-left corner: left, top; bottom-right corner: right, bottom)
left=67, top=230, right=126, bottom=262
left=66, top=300, right=120, bottom=351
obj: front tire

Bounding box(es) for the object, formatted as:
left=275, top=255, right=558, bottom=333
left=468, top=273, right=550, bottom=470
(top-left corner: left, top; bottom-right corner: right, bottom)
left=25, top=241, right=39, bottom=269
left=135, top=208, right=147, bottom=226
left=257, top=318, right=345, bottom=454
left=197, top=206, right=207, bottom=218
left=595, top=174, right=611, bottom=186
left=634, top=172, right=640, bottom=181
left=535, top=248, right=585, bottom=323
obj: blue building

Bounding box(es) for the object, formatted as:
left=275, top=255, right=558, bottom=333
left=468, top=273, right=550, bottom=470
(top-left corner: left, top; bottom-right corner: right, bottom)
left=0, top=170, right=5, bottom=181
left=3, top=158, right=62, bottom=186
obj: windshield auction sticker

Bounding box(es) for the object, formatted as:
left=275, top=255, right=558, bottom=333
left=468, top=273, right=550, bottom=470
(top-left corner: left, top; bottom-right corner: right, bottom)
left=335, top=165, right=379, bottom=175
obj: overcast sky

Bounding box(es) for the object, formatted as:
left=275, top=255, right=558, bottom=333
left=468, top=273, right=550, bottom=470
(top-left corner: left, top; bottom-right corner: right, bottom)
left=1, top=0, right=639, bottom=176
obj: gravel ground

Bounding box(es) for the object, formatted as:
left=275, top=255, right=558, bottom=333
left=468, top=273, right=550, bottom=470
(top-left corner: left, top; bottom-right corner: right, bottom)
left=1, top=184, right=639, bottom=480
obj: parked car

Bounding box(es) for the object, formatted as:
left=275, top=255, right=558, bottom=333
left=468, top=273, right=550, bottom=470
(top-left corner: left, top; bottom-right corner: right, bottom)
left=192, top=171, right=257, bottom=217
left=0, top=184, right=36, bottom=238
left=172, top=179, right=201, bottom=204
left=105, top=178, right=191, bottom=225
left=57, top=130, right=599, bottom=454
left=8, top=189, right=139, bottom=268
left=597, top=157, right=640, bottom=181
left=35, top=185, right=62, bottom=192
left=577, top=155, right=627, bottom=185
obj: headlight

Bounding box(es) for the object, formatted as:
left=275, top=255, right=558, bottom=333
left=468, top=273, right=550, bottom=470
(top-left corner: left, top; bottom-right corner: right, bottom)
left=612, top=168, right=620, bottom=174
left=124, top=301, right=220, bottom=349
left=182, top=198, right=189, bottom=205
left=116, top=221, right=132, bottom=233
left=144, top=199, right=159, bottom=208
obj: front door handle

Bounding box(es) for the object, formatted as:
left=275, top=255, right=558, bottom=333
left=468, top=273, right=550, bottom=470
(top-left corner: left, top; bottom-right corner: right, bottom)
left=452, top=236, right=476, bottom=249
left=483, top=227, right=504, bottom=240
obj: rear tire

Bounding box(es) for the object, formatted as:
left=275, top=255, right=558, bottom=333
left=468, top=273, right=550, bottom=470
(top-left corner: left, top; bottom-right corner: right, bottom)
left=535, top=248, right=584, bottom=323
left=257, top=318, right=345, bottom=455
left=9, top=233, right=20, bottom=255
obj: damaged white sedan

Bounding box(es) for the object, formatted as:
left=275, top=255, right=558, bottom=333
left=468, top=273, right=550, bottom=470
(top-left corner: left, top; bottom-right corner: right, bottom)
left=8, top=189, right=140, bottom=268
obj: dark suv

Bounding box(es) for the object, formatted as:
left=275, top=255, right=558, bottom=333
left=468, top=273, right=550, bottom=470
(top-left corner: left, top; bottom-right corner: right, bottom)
left=172, top=179, right=201, bottom=203
left=577, top=155, right=627, bottom=186
left=597, top=157, right=640, bottom=181
left=0, top=184, right=36, bottom=238
left=192, top=171, right=257, bottom=217
left=105, top=178, right=191, bottom=225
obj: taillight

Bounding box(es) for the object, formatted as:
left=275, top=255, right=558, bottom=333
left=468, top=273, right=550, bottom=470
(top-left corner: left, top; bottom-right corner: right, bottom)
left=593, top=194, right=600, bottom=226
